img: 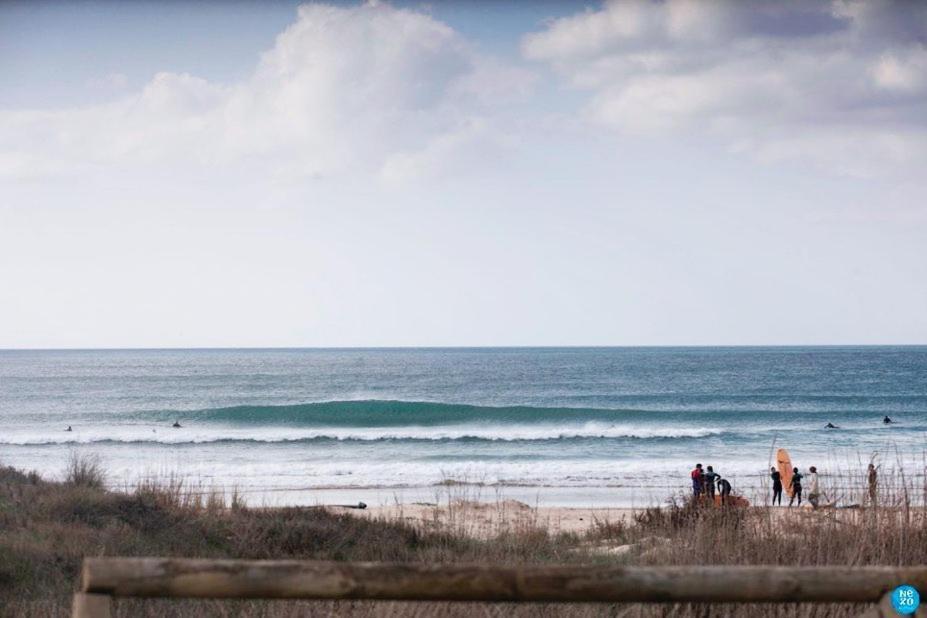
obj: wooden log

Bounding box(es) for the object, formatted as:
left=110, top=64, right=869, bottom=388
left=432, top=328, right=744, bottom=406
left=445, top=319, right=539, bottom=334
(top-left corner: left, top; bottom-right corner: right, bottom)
left=854, top=591, right=926, bottom=617
left=72, top=593, right=112, bottom=618
left=81, top=558, right=927, bottom=604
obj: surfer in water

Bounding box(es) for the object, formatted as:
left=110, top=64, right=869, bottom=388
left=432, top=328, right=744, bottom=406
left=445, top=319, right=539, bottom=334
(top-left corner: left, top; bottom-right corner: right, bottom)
left=172, top=420, right=182, bottom=428
left=883, top=416, right=894, bottom=424
left=788, top=468, right=803, bottom=507
left=824, top=422, right=839, bottom=429
left=65, top=425, right=72, bottom=432
left=770, top=467, right=782, bottom=506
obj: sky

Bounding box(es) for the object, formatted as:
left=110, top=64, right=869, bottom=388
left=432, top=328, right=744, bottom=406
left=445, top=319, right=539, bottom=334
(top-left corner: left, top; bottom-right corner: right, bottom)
left=1, top=0, right=926, bottom=348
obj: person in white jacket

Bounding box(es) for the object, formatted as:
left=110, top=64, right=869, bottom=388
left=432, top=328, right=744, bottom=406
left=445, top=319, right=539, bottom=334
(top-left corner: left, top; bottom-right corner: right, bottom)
left=808, top=466, right=825, bottom=508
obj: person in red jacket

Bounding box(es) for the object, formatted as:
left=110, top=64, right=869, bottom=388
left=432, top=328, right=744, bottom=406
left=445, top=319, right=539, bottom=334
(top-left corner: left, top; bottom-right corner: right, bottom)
left=690, top=463, right=704, bottom=497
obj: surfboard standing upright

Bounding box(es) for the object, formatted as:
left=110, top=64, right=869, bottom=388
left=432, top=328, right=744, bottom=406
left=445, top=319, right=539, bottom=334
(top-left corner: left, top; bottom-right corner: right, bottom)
left=777, top=448, right=794, bottom=498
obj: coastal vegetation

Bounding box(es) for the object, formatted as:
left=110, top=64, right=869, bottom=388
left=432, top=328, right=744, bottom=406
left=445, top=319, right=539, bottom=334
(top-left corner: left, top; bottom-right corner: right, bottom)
left=1, top=455, right=924, bottom=617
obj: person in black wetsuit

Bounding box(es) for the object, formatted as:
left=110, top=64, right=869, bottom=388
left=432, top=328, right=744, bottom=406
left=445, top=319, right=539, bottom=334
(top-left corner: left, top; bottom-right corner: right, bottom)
left=789, top=467, right=803, bottom=507
left=770, top=467, right=782, bottom=506
left=883, top=416, right=893, bottom=424
left=704, top=466, right=718, bottom=499
left=172, top=420, right=182, bottom=428
left=717, top=476, right=732, bottom=505
left=825, top=422, right=838, bottom=429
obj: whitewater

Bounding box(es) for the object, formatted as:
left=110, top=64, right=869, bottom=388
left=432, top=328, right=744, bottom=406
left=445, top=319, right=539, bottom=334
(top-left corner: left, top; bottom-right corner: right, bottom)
left=1, top=347, right=925, bottom=506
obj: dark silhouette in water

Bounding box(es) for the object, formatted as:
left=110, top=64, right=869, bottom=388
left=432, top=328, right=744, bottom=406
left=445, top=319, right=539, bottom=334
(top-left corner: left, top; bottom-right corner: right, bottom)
left=172, top=421, right=182, bottom=428
left=824, top=422, right=838, bottom=429
left=65, top=426, right=72, bottom=432
left=883, top=416, right=894, bottom=424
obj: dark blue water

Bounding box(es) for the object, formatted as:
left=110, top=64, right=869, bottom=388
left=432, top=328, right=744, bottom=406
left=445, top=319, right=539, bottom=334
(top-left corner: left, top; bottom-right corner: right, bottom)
left=1, top=347, right=925, bottom=506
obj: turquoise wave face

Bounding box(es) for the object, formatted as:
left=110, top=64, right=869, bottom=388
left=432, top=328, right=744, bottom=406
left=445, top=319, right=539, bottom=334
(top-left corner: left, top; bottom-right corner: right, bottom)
left=144, top=400, right=651, bottom=426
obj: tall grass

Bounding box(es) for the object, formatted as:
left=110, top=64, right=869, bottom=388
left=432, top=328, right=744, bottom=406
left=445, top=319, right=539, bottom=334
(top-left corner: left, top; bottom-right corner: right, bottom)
left=64, top=452, right=105, bottom=489
left=1, top=458, right=926, bottom=617
left=132, top=474, right=244, bottom=513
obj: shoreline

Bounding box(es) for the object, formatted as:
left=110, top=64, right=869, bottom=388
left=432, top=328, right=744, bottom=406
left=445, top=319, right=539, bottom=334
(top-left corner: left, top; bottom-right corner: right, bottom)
left=95, top=478, right=895, bottom=510
left=339, top=499, right=920, bottom=539
left=341, top=501, right=641, bottom=536
left=16, top=464, right=907, bottom=511
left=221, top=484, right=675, bottom=509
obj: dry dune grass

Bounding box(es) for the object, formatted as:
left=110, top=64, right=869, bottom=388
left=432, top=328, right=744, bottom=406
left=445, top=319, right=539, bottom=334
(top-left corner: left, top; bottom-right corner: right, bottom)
left=1, top=455, right=925, bottom=617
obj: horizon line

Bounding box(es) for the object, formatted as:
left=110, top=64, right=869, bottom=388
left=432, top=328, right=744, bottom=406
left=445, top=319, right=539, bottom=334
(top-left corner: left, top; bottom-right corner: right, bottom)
left=2, top=343, right=927, bottom=352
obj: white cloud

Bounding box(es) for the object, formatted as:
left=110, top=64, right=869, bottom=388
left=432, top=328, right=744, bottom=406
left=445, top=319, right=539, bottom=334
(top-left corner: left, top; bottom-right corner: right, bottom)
left=0, top=2, right=533, bottom=183
left=523, top=0, right=927, bottom=174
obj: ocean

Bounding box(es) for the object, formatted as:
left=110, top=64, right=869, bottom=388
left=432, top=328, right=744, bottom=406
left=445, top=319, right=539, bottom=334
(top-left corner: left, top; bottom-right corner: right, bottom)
left=1, top=347, right=925, bottom=507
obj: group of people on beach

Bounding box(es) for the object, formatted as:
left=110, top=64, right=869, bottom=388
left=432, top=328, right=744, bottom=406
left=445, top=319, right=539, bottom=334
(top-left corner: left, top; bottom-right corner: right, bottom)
left=772, top=463, right=878, bottom=508
left=769, top=465, right=822, bottom=507
left=689, top=464, right=733, bottom=503
left=690, top=415, right=894, bottom=509
left=692, top=462, right=879, bottom=509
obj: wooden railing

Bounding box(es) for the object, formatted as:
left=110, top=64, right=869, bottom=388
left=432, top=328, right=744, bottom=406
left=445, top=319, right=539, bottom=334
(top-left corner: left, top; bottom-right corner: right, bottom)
left=72, top=558, right=926, bottom=617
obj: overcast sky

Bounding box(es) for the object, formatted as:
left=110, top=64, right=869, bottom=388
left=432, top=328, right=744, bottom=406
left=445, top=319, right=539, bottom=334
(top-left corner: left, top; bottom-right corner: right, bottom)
left=1, top=0, right=925, bottom=348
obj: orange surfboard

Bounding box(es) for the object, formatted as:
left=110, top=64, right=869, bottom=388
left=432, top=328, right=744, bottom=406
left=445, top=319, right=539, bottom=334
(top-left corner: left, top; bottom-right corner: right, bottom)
left=777, top=448, right=794, bottom=497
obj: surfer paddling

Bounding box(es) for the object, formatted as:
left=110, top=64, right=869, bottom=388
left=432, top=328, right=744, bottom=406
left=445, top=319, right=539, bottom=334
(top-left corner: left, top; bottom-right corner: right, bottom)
left=824, top=422, right=839, bottom=429
left=883, top=416, right=894, bottom=424
left=172, top=420, right=182, bottom=428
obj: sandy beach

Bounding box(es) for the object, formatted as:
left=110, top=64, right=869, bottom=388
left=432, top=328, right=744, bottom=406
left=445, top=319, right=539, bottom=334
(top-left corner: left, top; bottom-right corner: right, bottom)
left=341, top=500, right=640, bottom=537
left=338, top=496, right=903, bottom=540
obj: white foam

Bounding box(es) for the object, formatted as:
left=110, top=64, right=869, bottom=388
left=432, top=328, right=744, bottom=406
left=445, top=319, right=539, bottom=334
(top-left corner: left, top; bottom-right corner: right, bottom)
left=0, top=422, right=724, bottom=445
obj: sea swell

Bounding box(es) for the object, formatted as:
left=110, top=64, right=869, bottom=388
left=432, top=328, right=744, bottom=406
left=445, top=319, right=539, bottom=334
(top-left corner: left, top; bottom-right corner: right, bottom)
left=8, top=399, right=917, bottom=447
left=138, top=399, right=663, bottom=426
left=129, top=398, right=916, bottom=426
